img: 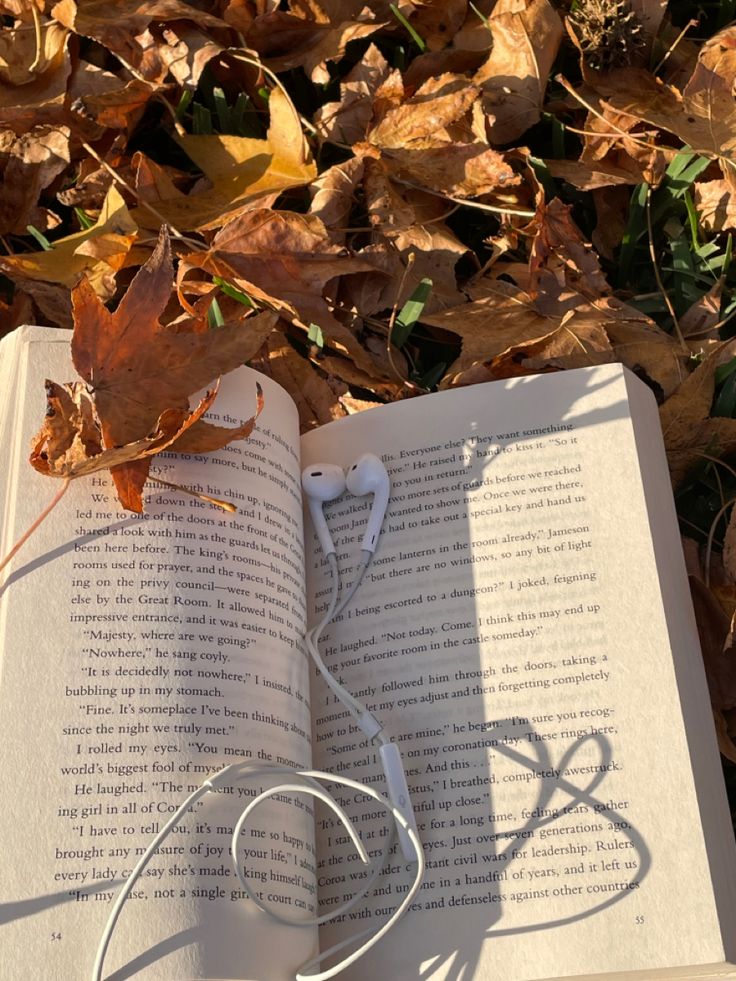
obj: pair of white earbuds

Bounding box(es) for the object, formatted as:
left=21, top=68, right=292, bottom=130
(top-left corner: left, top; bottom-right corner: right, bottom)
left=301, top=454, right=420, bottom=863
left=301, top=453, right=390, bottom=558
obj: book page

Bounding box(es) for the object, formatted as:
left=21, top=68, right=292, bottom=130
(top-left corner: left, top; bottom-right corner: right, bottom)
left=300, top=365, right=735, bottom=980
left=0, top=332, right=316, bottom=980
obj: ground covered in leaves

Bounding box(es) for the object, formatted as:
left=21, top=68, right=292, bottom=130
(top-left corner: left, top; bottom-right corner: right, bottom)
left=2, top=0, right=736, bottom=809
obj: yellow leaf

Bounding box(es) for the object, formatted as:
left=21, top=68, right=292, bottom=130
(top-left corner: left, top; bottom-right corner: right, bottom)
left=0, top=184, right=136, bottom=292
left=135, top=88, right=316, bottom=232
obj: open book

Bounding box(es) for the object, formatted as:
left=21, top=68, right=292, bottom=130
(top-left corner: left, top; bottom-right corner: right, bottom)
left=1, top=324, right=735, bottom=981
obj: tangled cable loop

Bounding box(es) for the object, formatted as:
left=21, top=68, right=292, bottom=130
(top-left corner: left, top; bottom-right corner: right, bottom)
left=94, top=761, right=424, bottom=981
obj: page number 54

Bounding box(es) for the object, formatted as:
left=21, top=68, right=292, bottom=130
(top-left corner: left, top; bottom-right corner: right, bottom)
left=51, top=932, right=62, bottom=941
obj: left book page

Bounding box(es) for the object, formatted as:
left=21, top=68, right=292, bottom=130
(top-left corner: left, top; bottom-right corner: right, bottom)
left=0, top=328, right=315, bottom=980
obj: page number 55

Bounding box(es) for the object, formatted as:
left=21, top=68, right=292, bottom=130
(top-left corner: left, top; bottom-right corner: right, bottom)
left=635, top=916, right=645, bottom=925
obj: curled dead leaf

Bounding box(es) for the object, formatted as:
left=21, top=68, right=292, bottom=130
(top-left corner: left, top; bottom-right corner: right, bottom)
left=31, top=226, right=275, bottom=511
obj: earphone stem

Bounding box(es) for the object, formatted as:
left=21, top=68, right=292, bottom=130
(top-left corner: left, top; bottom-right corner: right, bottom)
left=361, top=483, right=389, bottom=553
left=308, top=496, right=336, bottom=556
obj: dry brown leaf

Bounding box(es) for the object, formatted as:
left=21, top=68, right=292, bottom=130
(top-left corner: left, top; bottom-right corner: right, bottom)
left=0, top=125, right=70, bottom=235
left=349, top=216, right=467, bottom=317
left=723, top=509, right=736, bottom=585
left=30, top=380, right=227, bottom=479
left=403, top=0, right=468, bottom=51
left=51, top=0, right=229, bottom=56
left=694, top=179, right=736, bottom=234
left=178, top=209, right=385, bottom=376
left=591, top=185, right=631, bottom=259
left=308, top=156, right=365, bottom=239
left=689, top=577, right=736, bottom=712
left=381, top=143, right=521, bottom=199
left=31, top=226, right=276, bottom=510
left=157, top=23, right=223, bottom=89
left=0, top=23, right=71, bottom=130
left=313, top=43, right=390, bottom=145
left=258, top=332, right=347, bottom=431
left=369, top=73, right=480, bottom=150
left=362, top=72, right=520, bottom=200
left=659, top=340, right=736, bottom=487
left=545, top=159, right=637, bottom=191
left=491, top=316, right=612, bottom=377
left=420, top=280, right=554, bottom=383
left=0, top=20, right=68, bottom=86
left=598, top=67, right=736, bottom=162
left=529, top=198, right=611, bottom=299
left=602, top=315, right=687, bottom=398
left=246, top=0, right=388, bottom=84
left=680, top=281, right=723, bottom=340
left=578, top=94, right=666, bottom=187
left=474, top=0, right=563, bottom=145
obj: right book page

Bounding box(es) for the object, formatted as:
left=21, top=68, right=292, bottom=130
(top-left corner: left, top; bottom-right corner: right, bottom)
left=300, top=363, right=736, bottom=981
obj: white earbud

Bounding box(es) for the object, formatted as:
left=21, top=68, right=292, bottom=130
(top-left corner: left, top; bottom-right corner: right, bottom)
left=345, top=453, right=390, bottom=553
left=301, top=464, right=346, bottom=556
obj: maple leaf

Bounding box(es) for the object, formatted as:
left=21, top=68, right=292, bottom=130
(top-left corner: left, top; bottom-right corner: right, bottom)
left=30, top=227, right=277, bottom=511
left=132, top=88, right=316, bottom=232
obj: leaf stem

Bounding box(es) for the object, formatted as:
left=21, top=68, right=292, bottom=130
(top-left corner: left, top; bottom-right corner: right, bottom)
left=0, top=478, right=71, bottom=577
left=29, top=4, right=43, bottom=73
left=80, top=142, right=204, bottom=251
left=148, top=476, right=237, bottom=513
left=645, top=185, right=687, bottom=351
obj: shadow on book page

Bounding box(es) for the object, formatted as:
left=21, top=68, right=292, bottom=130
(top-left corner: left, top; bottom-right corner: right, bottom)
left=304, top=365, right=732, bottom=981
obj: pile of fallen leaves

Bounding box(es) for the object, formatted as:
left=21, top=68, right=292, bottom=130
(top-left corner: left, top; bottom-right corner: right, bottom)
left=2, top=1, right=736, bottom=782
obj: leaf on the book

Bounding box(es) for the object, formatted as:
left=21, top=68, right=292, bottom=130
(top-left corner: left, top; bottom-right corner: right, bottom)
left=30, top=226, right=275, bottom=511
left=659, top=340, right=736, bottom=487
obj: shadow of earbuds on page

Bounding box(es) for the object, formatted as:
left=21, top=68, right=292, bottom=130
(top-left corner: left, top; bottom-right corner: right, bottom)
left=414, top=721, right=650, bottom=981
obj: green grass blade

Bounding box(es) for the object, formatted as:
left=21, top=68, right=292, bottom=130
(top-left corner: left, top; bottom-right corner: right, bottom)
left=393, top=278, right=433, bottom=348
left=207, top=296, right=225, bottom=328
left=389, top=3, right=427, bottom=51
left=26, top=225, right=53, bottom=250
